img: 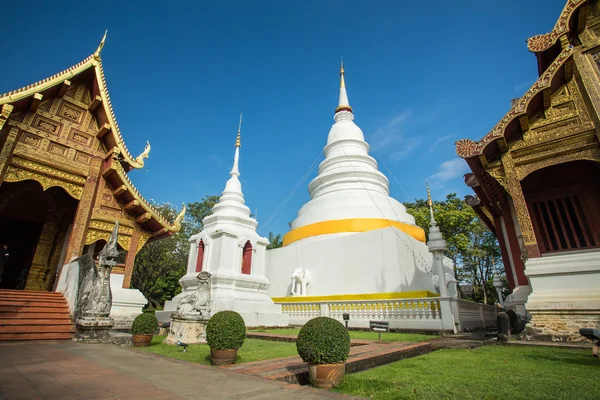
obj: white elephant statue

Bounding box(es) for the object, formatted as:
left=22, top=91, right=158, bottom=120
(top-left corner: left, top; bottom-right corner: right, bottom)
left=290, top=267, right=311, bottom=296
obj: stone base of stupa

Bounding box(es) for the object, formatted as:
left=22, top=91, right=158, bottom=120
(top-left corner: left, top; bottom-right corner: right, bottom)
left=266, top=227, right=455, bottom=298
left=164, top=316, right=209, bottom=345
left=210, top=273, right=289, bottom=327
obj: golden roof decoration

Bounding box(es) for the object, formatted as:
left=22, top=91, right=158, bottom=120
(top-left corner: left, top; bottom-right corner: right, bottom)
left=455, top=45, right=574, bottom=159
left=526, top=0, right=586, bottom=53
left=0, top=31, right=149, bottom=170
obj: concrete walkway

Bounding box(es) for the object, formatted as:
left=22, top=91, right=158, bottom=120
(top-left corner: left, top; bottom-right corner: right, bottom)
left=0, top=341, right=363, bottom=400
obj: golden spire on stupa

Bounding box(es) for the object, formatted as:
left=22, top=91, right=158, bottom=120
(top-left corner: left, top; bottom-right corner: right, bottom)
left=235, top=113, right=242, bottom=147
left=340, top=58, right=346, bottom=89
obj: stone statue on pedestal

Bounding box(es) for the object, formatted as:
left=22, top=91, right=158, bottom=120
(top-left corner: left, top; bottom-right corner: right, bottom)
left=175, top=271, right=212, bottom=320
left=75, top=222, right=119, bottom=341
left=165, top=271, right=213, bottom=345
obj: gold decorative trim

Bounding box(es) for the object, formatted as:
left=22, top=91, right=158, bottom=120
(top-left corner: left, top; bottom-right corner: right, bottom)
left=527, top=0, right=586, bottom=53
left=88, top=220, right=134, bottom=235
left=456, top=46, right=574, bottom=159
left=517, top=147, right=600, bottom=181
left=4, top=165, right=83, bottom=199
left=137, top=232, right=151, bottom=254
left=85, top=228, right=131, bottom=250
left=10, top=156, right=86, bottom=185
left=501, top=152, right=537, bottom=247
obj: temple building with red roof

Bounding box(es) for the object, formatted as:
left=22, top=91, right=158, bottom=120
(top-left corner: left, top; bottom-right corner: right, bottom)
left=456, top=0, right=600, bottom=340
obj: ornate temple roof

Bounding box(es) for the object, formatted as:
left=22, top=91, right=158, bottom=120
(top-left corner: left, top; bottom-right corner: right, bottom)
left=455, top=0, right=588, bottom=160
left=0, top=32, right=184, bottom=237
left=0, top=32, right=148, bottom=171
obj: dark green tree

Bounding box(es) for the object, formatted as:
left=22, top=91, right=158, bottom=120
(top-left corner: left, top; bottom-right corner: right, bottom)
left=267, top=232, right=283, bottom=249
left=405, top=193, right=505, bottom=304
left=187, top=195, right=220, bottom=229
left=131, top=202, right=193, bottom=309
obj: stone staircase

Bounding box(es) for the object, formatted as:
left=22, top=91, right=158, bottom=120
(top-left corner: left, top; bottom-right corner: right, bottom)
left=0, top=289, right=75, bottom=341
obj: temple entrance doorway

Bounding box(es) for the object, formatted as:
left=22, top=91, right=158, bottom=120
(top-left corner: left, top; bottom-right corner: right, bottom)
left=523, top=160, right=600, bottom=254
left=0, top=181, right=78, bottom=291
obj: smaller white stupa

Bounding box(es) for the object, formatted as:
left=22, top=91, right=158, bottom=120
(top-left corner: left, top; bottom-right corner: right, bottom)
left=161, top=116, right=287, bottom=327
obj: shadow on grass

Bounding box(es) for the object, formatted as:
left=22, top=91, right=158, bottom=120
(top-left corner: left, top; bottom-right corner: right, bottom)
left=521, top=352, right=599, bottom=367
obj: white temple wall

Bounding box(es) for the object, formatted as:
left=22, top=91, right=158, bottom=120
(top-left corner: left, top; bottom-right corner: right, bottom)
left=267, top=227, right=451, bottom=298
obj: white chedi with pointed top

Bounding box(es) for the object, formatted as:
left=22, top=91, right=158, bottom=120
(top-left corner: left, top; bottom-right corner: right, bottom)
left=266, top=65, right=454, bottom=301
left=284, top=64, right=423, bottom=246
left=159, top=118, right=287, bottom=327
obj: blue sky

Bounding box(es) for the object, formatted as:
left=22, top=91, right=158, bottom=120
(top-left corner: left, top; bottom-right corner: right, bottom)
left=1, top=0, right=566, bottom=236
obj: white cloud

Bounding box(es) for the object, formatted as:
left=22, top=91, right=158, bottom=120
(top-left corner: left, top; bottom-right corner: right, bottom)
left=429, top=158, right=469, bottom=188
left=367, top=110, right=422, bottom=162
left=513, top=80, right=534, bottom=94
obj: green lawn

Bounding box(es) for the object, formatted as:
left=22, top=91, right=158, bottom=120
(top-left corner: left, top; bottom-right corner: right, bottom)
left=249, top=327, right=435, bottom=342
left=138, top=335, right=299, bottom=364
left=334, top=345, right=600, bottom=400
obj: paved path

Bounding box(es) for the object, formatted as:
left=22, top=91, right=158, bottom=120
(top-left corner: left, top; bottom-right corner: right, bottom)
left=221, top=341, right=431, bottom=384
left=0, top=341, right=363, bottom=400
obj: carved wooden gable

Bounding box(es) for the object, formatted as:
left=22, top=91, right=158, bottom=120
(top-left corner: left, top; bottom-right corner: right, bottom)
left=7, top=80, right=105, bottom=178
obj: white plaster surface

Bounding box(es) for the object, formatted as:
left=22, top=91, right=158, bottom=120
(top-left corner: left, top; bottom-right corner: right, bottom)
left=266, top=227, right=453, bottom=298
left=109, top=273, right=147, bottom=329
left=525, top=251, right=600, bottom=312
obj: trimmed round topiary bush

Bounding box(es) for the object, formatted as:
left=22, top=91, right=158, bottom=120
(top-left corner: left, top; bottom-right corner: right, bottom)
left=297, top=317, right=350, bottom=364
left=206, top=311, right=246, bottom=350
left=132, top=313, right=158, bottom=335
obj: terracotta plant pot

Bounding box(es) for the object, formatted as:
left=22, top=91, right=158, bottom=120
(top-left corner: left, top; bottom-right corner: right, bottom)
left=210, top=348, right=238, bottom=365
left=132, top=334, right=153, bottom=347
left=308, top=363, right=346, bottom=389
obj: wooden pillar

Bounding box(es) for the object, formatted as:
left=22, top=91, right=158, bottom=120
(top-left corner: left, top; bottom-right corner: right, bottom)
left=501, top=152, right=541, bottom=259
left=63, top=157, right=102, bottom=262
left=25, top=221, right=59, bottom=291
left=0, top=126, right=21, bottom=184
left=122, top=230, right=140, bottom=288
left=493, top=215, right=516, bottom=291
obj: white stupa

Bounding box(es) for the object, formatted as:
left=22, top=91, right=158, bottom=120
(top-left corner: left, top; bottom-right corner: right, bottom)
left=284, top=62, right=422, bottom=246
left=266, top=64, right=449, bottom=300
left=160, top=117, right=287, bottom=327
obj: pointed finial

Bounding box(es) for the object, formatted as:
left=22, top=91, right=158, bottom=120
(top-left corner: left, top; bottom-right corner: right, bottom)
left=426, top=180, right=436, bottom=223
left=235, top=113, right=242, bottom=147
left=340, top=58, right=345, bottom=89
left=335, top=59, right=352, bottom=114
left=93, top=30, right=108, bottom=60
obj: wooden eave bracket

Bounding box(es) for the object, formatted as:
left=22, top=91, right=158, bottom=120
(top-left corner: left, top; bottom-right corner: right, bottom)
left=112, top=184, right=127, bottom=196
left=519, top=115, right=530, bottom=133
left=97, top=123, right=111, bottom=139
left=542, top=87, right=552, bottom=109
left=101, top=159, right=117, bottom=178
left=58, top=80, right=71, bottom=97
left=124, top=199, right=140, bottom=211
left=136, top=212, right=151, bottom=224
left=565, top=59, right=574, bottom=81
left=30, top=93, right=43, bottom=112
left=88, top=95, right=102, bottom=111
left=497, top=138, right=508, bottom=153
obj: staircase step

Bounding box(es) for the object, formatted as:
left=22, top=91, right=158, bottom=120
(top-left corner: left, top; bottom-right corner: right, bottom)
left=0, top=319, right=72, bottom=326
left=0, top=305, right=69, bottom=313
left=0, top=294, right=66, bottom=301
left=0, top=312, right=70, bottom=319
left=0, top=332, right=74, bottom=341
left=0, top=299, right=67, bottom=307
left=0, top=289, right=64, bottom=297
left=0, top=324, right=75, bottom=334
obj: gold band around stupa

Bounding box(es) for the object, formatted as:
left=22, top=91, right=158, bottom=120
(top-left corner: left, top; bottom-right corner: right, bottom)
left=282, top=218, right=426, bottom=246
